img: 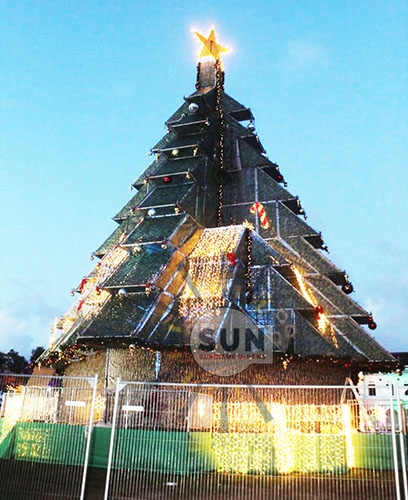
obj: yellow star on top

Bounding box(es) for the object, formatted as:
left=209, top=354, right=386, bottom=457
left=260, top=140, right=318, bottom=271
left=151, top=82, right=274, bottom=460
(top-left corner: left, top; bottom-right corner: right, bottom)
left=194, top=29, right=229, bottom=61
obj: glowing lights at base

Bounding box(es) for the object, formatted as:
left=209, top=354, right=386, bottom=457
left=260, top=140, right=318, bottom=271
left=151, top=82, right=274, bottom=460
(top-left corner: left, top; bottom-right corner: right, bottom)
left=93, top=394, right=107, bottom=422
left=342, top=403, right=355, bottom=467
left=211, top=400, right=354, bottom=474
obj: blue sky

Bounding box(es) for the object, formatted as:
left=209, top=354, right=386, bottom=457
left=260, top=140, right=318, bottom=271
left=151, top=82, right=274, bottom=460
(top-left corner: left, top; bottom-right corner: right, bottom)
left=1, top=1, right=407, bottom=358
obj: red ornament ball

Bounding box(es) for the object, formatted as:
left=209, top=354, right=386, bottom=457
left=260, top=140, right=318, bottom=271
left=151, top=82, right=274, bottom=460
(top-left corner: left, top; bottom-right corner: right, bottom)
left=227, top=252, right=236, bottom=265
left=315, top=305, right=324, bottom=315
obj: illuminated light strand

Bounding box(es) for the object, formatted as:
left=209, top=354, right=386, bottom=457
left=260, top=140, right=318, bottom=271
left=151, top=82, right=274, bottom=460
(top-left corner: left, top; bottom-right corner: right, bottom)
left=292, top=266, right=315, bottom=305
left=93, top=394, right=107, bottom=422
left=242, top=220, right=254, bottom=231
left=76, top=289, right=111, bottom=318
left=179, top=226, right=244, bottom=318
left=56, top=289, right=111, bottom=340
left=292, top=266, right=338, bottom=348
left=215, top=59, right=225, bottom=226
left=212, top=401, right=273, bottom=433
left=342, top=403, right=355, bottom=467
left=245, top=229, right=253, bottom=303
left=96, top=246, right=128, bottom=283
left=211, top=401, right=351, bottom=474
left=189, top=225, right=243, bottom=258
left=6, top=384, right=23, bottom=394
left=217, top=184, right=223, bottom=227
left=55, top=245, right=129, bottom=342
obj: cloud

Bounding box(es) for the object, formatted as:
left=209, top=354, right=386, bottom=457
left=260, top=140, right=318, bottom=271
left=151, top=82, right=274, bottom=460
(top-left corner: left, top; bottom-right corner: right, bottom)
left=0, top=309, right=32, bottom=349
left=285, top=40, right=329, bottom=74
left=0, top=285, right=59, bottom=358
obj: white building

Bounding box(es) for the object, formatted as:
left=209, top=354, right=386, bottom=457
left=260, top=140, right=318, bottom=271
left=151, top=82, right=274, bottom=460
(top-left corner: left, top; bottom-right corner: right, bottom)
left=355, top=368, right=408, bottom=432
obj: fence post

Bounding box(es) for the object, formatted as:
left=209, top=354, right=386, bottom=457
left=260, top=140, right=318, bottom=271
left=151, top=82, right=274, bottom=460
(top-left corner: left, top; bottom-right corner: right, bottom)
left=104, top=377, right=122, bottom=500
left=80, top=374, right=98, bottom=500
left=390, top=384, right=402, bottom=500
left=395, top=383, right=408, bottom=500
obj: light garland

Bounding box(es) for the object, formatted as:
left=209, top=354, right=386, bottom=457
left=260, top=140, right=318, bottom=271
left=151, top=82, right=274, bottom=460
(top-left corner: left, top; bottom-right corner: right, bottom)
left=55, top=288, right=111, bottom=340
left=292, top=266, right=315, bottom=305
left=211, top=400, right=352, bottom=474
left=95, top=246, right=128, bottom=283
left=51, top=245, right=129, bottom=350
left=215, top=59, right=226, bottom=226
left=342, top=403, right=355, bottom=467
left=245, top=229, right=253, bottom=304
left=212, top=401, right=273, bottom=433
left=242, top=220, right=254, bottom=231
left=179, top=225, right=244, bottom=318
left=292, top=266, right=338, bottom=348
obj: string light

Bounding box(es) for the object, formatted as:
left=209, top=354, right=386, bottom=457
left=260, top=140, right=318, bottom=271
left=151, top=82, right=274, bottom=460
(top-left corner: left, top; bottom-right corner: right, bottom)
left=179, top=225, right=244, bottom=318
left=45, top=244, right=129, bottom=360
left=94, top=394, right=107, bottom=422
left=215, top=59, right=226, bottom=226
left=292, top=266, right=338, bottom=348
left=211, top=400, right=352, bottom=474
left=342, top=403, right=355, bottom=467
left=245, top=229, right=253, bottom=304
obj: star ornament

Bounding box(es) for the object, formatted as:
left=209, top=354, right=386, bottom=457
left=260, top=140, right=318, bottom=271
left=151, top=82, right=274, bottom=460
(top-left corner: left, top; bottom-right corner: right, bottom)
left=194, top=29, right=229, bottom=62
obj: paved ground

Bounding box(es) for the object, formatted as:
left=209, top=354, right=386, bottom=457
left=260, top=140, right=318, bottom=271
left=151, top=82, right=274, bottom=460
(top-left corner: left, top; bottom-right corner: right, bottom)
left=0, top=461, right=403, bottom=500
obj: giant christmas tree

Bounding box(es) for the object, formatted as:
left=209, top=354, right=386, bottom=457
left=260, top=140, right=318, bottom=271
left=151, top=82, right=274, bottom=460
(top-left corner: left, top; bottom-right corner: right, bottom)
left=38, top=30, right=394, bottom=385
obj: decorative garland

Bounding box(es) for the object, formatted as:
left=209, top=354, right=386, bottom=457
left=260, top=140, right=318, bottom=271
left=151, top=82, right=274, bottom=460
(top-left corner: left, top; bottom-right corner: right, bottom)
left=215, top=59, right=226, bottom=226
left=245, top=229, right=253, bottom=304
left=36, top=343, right=100, bottom=372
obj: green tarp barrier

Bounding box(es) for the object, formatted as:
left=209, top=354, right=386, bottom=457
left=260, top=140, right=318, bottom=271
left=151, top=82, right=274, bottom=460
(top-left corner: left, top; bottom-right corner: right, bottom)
left=0, top=419, right=14, bottom=459
left=112, top=429, right=216, bottom=473
left=0, top=420, right=87, bottom=465
left=352, top=433, right=407, bottom=470
left=0, top=421, right=216, bottom=472
left=1, top=419, right=407, bottom=474
left=89, top=426, right=111, bottom=468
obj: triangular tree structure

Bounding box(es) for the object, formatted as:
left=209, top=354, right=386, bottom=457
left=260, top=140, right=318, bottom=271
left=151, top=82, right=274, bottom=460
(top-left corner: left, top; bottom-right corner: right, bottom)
left=40, top=30, right=393, bottom=375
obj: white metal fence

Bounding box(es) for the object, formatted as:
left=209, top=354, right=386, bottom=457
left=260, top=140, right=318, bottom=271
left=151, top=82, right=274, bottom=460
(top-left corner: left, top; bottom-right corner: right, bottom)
left=0, top=374, right=407, bottom=500
left=104, top=380, right=408, bottom=500
left=0, top=373, right=97, bottom=500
